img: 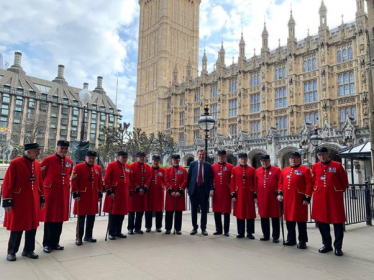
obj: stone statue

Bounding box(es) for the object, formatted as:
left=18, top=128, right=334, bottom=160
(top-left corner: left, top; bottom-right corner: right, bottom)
left=2, top=140, right=14, bottom=163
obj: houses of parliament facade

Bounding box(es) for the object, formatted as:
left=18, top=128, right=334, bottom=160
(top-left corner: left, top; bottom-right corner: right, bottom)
left=134, top=0, right=371, bottom=179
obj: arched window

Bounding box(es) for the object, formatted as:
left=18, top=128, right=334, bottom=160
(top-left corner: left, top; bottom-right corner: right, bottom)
left=337, top=50, right=342, bottom=63
left=342, top=48, right=347, bottom=62
left=312, top=57, right=317, bottom=70
left=351, top=107, right=356, bottom=119
left=349, top=71, right=354, bottom=83
left=303, top=61, right=307, bottom=72
left=275, top=69, right=278, bottom=80
left=340, top=109, right=345, bottom=122
left=348, top=46, right=353, bottom=60
left=308, top=59, right=312, bottom=71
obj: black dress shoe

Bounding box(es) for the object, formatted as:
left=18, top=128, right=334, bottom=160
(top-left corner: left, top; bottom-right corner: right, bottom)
left=75, top=239, right=83, bottom=246
left=7, top=254, right=16, bottom=261
left=43, top=246, right=52, bottom=253
left=134, top=230, right=144, bottom=234
left=213, top=231, right=222, bottom=235
left=260, top=236, right=270, bottom=241
left=108, top=235, right=116, bottom=240
left=273, top=238, right=279, bottom=243
left=83, top=237, right=97, bottom=243
left=224, top=232, right=230, bottom=237
left=247, top=234, right=255, bottom=240
left=202, top=230, right=208, bottom=236
left=128, top=230, right=134, bottom=235
left=334, top=249, right=344, bottom=256
left=22, top=251, right=39, bottom=259
left=116, top=233, right=127, bottom=238
left=190, top=229, right=197, bottom=235
left=284, top=240, right=296, bottom=246
left=176, top=231, right=182, bottom=235
left=318, top=246, right=333, bottom=253
left=297, top=242, right=307, bottom=249
left=52, top=244, right=64, bottom=250
left=236, top=234, right=245, bottom=238
left=165, top=230, right=171, bottom=234
left=156, top=228, right=162, bottom=233
left=146, top=228, right=151, bottom=233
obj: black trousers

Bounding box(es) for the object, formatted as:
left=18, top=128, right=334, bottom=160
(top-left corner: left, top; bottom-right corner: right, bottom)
left=8, top=229, right=37, bottom=254
left=214, top=212, right=230, bottom=233
left=190, top=185, right=209, bottom=231
left=261, top=217, right=280, bottom=239
left=127, top=211, right=144, bottom=231
left=286, top=221, right=308, bottom=243
left=109, top=214, right=125, bottom=236
left=236, top=218, right=255, bottom=236
left=145, top=211, right=163, bottom=229
left=43, top=222, right=63, bottom=247
left=76, top=215, right=95, bottom=240
left=317, top=221, right=344, bottom=250
left=165, top=211, right=183, bottom=231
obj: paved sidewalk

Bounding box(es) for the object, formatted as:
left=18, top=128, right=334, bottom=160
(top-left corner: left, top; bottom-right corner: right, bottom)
left=0, top=213, right=373, bottom=280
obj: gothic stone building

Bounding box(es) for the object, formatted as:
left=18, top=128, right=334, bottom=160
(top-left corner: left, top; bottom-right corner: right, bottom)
left=0, top=52, right=121, bottom=149
left=134, top=0, right=371, bottom=181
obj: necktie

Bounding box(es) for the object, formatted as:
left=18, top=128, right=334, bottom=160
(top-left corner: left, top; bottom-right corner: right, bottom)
left=198, top=162, right=203, bottom=186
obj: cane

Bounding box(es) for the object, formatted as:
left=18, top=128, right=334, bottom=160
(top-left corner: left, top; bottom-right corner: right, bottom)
left=76, top=198, right=81, bottom=246
left=278, top=201, right=285, bottom=246
left=105, top=197, right=114, bottom=241
left=173, top=194, right=177, bottom=235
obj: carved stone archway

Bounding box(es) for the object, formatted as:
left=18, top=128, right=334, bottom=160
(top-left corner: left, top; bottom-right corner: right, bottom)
left=248, top=148, right=267, bottom=168
left=278, top=146, right=298, bottom=168
left=183, top=153, right=195, bottom=167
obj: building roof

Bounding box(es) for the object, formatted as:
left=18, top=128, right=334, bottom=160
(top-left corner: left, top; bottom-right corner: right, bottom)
left=339, top=141, right=371, bottom=160
left=0, top=53, right=120, bottom=116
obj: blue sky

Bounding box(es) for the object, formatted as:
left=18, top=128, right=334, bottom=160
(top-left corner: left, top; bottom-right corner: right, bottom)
left=0, top=0, right=358, bottom=127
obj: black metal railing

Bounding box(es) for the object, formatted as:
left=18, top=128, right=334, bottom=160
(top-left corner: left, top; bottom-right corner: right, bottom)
left=307, top=181, right=373, bottom=226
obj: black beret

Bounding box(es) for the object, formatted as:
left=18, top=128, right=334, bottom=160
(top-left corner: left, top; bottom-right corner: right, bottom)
left=24, top=143, right=41, bottom=151
left=260, top=155, right=270, bottom=160
left=289, top=152, right=301, bottom=158
left=152, top=155, right=161, bottom=160
left=136, top=151, right=146, bottom=157
left=238, top=153, right=248, bottom=158
left=217, top=150, right=227, bottom=155
left=85, top=150, right=97, bottom=157
left=57, top=140, right=69, bottom=147
left=117, top=151, right=128, bottom=156
left=316, top=147, right=328, bottom=155
left=171, top=154, right=180, bottom=160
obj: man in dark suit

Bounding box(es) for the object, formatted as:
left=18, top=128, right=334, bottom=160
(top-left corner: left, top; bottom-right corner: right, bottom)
left=187, top=149, right=213, bottom=236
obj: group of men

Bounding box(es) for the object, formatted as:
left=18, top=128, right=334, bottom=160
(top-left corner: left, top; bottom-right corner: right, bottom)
left=1, top=141, right=348, bottom=262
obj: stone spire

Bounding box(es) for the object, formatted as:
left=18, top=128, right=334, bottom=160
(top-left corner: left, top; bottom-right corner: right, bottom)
left=288, top=9, right=296, bottom=41
left=319, top=0, right=328, bottom=31
left=262, top=21, right=269, bottom=51
left=201, top=48, right=208, bottom=76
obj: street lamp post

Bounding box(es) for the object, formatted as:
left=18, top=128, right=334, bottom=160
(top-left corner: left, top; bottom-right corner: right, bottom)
left=198, top=104, right=215, bottom=161
left=79, top=89, right=91, bottom=140
left=310, top=125, right=322, bottom=163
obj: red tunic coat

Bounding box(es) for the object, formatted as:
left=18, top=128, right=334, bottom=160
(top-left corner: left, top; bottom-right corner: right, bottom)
left=212, top=162, right=233, bottom=213
left=147, top=167, right=166, bottom=212
left=278, top=165, right=313, bottom=222
left=2, top=156, right=44, bottom=231
left=129, top=162, right=151, bottom=212
left=255, top=165, right=281, bottom=218
left=40, top=154, right=73, bottom=222
left=230, top=165, right=256, bottom=220
left=164, top=166, right=187, bottom=211
left=103, top=161, right=130, bottom=215
left=311, top=161, right=348, bottom=224
left=71, top=163, right=102, bottom=216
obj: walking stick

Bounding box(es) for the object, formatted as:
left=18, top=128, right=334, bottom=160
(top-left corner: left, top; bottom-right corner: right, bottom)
left=278, top=201, right=285, bottom=246
left=173, top=194, right=177, bottom=235
left=105, top=197, right=114, bottom=241
left=76, top=198, right=81, bottom=246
